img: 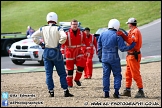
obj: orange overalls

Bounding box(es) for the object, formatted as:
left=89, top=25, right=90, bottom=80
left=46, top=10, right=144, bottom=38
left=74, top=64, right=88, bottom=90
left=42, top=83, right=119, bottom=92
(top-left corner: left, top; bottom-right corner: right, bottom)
left=61, top=28, right=87, bottom=87
left=83, top=34, right=97, bottom=79
left=124, top=26, right=143, bottom=89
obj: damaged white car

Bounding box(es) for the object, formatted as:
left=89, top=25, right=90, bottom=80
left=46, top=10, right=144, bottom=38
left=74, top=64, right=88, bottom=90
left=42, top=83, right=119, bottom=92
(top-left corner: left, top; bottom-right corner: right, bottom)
left=8, top=37, right=44, bottom=65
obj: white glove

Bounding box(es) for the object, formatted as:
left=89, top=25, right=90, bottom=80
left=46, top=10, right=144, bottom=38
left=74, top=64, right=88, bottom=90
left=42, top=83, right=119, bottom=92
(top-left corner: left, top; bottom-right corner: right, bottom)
left=27, top=35, right=31, bottom=38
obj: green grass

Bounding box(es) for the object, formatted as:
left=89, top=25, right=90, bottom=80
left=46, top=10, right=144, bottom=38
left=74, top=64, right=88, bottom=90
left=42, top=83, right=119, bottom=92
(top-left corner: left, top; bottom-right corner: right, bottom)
left=1, top=1, right=161, bottom=34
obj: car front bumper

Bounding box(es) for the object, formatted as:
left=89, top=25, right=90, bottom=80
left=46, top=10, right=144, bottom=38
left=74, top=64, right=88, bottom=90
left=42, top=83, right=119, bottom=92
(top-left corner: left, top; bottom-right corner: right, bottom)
left=9, top=49, right=43, bottom=61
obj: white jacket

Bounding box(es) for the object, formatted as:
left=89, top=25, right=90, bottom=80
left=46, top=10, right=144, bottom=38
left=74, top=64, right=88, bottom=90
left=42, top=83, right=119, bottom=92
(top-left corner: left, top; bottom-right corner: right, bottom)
left=31, top=24, right=67, bottom=48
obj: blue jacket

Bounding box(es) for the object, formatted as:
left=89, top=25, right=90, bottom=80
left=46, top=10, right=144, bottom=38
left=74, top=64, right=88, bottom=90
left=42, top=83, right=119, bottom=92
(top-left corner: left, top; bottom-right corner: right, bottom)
left=97, top=29, right=134, bottom=63
left=26, top=28, right=35, bottom=36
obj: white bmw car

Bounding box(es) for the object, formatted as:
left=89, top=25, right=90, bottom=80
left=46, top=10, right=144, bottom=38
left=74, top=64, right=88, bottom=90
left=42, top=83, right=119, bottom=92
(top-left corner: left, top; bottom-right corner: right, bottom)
left=8, top=37, right=44, bottom=65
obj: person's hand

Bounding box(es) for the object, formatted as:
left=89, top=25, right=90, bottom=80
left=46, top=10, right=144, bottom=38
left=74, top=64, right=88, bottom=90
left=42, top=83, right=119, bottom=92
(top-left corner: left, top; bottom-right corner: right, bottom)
left=99, top=58, right=102, bottom=62
left=98, top=56, right=102, bottom=62
left=39, top=42, right=45, bottom=49
left=86, top=52, right=90, bottom=57
left=117, top=30, right=125, bottom=36
left=81, top=47, right=86, bottom=53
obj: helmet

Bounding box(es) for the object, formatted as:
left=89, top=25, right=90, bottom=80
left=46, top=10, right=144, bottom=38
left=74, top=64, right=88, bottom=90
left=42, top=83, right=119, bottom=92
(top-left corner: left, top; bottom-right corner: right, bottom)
left=46, top=12, right=58, bottom=23
left=126, top=18, right=137, bottom=24
left=108, top=19, right=120, bottom=31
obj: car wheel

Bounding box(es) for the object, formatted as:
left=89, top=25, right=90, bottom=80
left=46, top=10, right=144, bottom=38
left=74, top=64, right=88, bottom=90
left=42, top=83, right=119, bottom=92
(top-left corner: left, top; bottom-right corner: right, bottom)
left=3, top=40, right=15, bottom=56
left=38, top=56, right=44, bottom=66
left=12, top=60, right=25, bottom=65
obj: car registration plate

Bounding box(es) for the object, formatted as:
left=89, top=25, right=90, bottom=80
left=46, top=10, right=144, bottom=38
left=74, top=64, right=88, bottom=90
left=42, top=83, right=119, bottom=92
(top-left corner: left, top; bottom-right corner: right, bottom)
left=16, top=53, right=25, bottom=56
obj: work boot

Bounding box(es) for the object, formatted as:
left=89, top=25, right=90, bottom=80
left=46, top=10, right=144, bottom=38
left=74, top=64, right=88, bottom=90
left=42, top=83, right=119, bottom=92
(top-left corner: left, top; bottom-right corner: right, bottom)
left=49, top=90, right=54, bottom=97
left=120, top=89, right=131, bottom=97
left=113, top=93, right=120, bottom=98
left=64, top=89, right=74, bottom=97
left=88, top=76, right=91, bottom=79
left=104, top=91, right=109, bottom=98
left=134, top=89, right=145, bottom=98
left=74, top=80, right=81, bottom=86
left=84, top=76, right=91, bottom=79
left=68, top=86, right=73, bottom=88
left=113, top=90, right=120, bottom=98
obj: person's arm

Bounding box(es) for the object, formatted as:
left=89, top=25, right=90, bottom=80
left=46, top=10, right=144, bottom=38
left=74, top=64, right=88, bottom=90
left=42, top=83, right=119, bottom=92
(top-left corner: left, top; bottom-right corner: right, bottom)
left=93, top=35, right=98, bottom=54
left=81, top=31, right=87, bottom=53
left=61, top=44, right=65, bottom=58
left=97, top=34, right=102, bottom=62
left=30, top=29, right=35, bottom=34
left=117, top=36, right=136, bottom=52
left=58, top=27, right=67, bottom=44
left=31, top=28, right=43, bottom=45
left=117, top=30, right=133, bottom=44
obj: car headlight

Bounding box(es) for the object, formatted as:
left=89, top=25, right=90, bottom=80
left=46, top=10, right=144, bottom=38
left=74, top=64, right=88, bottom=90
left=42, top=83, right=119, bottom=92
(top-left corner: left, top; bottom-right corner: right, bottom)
left=30, top=45, right=40, bottom=49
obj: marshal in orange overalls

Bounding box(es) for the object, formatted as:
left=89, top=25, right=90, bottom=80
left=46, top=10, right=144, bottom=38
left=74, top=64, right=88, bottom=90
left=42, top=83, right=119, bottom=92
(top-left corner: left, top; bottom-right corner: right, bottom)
left=125, top=26, right=143, bottom=89
left=117, top=26, right=143, bottom=89
left=83, top=34, right=97, bottom=79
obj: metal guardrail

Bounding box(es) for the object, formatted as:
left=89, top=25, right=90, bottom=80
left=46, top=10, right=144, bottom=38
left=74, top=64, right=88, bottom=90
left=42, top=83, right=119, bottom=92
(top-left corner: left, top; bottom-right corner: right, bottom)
left=1, top=32, right=22, bottom=34
left=1, top=33, right=26, bottom=39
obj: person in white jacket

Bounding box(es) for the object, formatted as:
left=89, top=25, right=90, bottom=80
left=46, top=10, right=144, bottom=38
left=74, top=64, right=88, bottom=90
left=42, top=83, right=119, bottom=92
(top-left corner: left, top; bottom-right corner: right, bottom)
left=31, top=12, right=74, bottom=97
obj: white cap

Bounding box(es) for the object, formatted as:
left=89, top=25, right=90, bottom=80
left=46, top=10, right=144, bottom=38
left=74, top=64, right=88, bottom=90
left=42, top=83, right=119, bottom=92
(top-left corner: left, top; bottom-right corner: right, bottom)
left=126, top=18, right=137, bottom=24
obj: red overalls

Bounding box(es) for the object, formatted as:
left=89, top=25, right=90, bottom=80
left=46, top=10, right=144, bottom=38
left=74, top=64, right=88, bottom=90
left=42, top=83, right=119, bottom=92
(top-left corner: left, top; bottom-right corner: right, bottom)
left=83, top=34, right=97, bottom=79
left=61, top=28, right=87, bottom=87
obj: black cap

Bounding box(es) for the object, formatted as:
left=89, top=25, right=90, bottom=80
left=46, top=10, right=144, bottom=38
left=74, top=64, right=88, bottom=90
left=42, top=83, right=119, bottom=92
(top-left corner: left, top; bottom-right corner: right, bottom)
left=84, top=27, right=90, bottom=31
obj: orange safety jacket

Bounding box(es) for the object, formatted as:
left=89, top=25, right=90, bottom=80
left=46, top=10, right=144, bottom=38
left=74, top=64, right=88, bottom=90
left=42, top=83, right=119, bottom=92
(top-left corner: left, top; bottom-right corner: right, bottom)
left=127, top=26, right=142, bottom=53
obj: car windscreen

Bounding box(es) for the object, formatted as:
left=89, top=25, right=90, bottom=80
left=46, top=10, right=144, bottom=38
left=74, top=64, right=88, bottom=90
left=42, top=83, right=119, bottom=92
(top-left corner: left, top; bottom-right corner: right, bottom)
left=95, top=28, right=108, bottom=35
left=62, top=26, right=85, bottom=32
left=95, top=28, right=128, bottom=36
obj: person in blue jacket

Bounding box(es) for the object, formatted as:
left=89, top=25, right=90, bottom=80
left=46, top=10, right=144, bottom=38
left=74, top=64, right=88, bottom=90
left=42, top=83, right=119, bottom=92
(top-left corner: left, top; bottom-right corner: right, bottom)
left=26, top=26, right=35, bottom=38
left=97, top=19, right=136, bottom=98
